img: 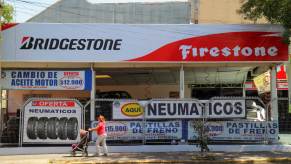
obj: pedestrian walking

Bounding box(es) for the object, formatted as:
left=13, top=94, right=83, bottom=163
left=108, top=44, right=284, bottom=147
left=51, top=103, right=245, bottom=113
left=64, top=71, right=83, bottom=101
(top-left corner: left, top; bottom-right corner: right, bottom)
left=88, top=115, right=108, bottom=156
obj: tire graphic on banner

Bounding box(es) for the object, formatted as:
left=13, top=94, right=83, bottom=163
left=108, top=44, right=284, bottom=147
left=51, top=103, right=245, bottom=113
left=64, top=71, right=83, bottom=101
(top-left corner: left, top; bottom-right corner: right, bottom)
left=58, top=117, right=68, bottom=140
left=27, top=117, right=38, bottom=139
left=23, top=99, right=83, bottom=144
left=67, top=117, right=78, bottom=140
left=47, top=117, right=59, bottom=139
left=37, top=117, right=49, bottom=139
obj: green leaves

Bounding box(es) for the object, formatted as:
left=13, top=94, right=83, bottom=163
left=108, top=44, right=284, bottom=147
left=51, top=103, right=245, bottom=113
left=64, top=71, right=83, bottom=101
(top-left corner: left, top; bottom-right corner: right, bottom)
left=1, top=3, right=14, bottom=25
left=239, top=0, right=291, bottom=43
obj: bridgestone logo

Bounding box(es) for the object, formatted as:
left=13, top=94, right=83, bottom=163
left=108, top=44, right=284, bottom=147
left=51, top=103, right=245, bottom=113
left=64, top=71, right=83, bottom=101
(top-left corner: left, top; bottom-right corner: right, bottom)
left=20, top=36, right=122, bottom=50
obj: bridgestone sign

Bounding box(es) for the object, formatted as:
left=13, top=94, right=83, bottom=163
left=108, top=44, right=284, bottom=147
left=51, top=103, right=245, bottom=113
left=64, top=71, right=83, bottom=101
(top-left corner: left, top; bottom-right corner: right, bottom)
left=20, top=37, right=122, bottom=51
left=22, top=99, right=83, bottom=144
left=0, top=24, right=288, bottom=62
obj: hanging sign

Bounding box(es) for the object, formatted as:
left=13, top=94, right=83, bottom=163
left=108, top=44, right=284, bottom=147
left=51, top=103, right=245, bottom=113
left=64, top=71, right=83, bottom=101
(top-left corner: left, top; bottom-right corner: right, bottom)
left=253, top=70, right=271, bottom=94
left=1, top=70, right=92, bottom=90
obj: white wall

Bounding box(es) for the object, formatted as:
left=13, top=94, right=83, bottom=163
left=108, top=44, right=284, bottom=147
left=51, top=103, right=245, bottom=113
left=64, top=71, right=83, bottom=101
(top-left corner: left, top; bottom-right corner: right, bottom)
left=29, top=0, right=190, bottom=24
left=97, top=84, right=190, bottom=99
left=7, top=84, right=191, bottom=115
left=7, top=90, right=90, bottom=115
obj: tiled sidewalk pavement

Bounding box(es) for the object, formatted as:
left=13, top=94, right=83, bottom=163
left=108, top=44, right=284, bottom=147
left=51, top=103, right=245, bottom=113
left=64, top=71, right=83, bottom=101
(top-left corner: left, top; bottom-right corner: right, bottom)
left=1, top=152, right=291, bottom=164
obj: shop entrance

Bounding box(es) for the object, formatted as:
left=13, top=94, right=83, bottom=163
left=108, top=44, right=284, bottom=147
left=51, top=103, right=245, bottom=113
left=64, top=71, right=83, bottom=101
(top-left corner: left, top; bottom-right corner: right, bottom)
left=191, top=85, right=243, bottom=99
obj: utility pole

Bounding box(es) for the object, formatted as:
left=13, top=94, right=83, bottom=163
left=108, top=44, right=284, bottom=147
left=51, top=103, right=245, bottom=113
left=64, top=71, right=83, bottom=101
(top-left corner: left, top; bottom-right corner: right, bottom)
left=189, top=0, right=199, bottom=24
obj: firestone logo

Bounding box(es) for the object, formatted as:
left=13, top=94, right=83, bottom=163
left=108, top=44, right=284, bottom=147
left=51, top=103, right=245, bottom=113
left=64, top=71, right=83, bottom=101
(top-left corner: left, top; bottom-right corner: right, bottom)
left=179, top=45, right=278, bottom=60
left=20, top=36, right=122, bottom=50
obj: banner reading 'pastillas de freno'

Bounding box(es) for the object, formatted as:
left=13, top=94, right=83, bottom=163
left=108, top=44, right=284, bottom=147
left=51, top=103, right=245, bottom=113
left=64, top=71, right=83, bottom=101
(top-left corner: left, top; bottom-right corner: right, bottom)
left=91, top=120, right=182, bottom=141
left=188, top=121, right=278, bottom=141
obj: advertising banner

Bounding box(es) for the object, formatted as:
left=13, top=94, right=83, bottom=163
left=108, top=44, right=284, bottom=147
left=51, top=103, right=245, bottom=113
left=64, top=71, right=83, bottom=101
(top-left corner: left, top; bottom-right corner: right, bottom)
left=1, top=70, right=91, bottom=90
left=22, top=99, right=83, bottom=144
left=91, top=120, right=182, bottom=141
left=113, top=100, right=245, bottom=119
left=1, top=24, right=288, bottom=63
left=253, top=71, right=271, bottom=94
left=188, top=121, right=278, bottom=141
left=112, top=100, right=144, bottom=120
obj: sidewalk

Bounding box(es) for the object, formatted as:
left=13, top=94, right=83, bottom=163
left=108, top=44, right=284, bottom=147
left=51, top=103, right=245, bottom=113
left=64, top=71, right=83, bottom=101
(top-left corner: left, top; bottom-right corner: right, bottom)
left=1, top=152, right=291, bottom=164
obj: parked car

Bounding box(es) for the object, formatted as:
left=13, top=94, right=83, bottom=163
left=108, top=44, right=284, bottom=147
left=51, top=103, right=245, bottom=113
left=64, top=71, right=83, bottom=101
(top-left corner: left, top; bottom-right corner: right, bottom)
left=95, top=91, right=132, bottom=120
left=96, top=91, right=132, bottom=99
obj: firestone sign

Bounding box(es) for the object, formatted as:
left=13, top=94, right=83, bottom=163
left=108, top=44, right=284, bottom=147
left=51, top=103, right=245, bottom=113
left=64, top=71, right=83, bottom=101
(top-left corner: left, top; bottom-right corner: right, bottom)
left=0, top=24, right=288, bottom=63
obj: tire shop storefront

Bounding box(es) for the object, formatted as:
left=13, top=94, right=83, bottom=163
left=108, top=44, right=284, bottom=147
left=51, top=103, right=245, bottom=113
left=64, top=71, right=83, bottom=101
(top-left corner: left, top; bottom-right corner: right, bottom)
left=0, top=23, right=289, bottom=146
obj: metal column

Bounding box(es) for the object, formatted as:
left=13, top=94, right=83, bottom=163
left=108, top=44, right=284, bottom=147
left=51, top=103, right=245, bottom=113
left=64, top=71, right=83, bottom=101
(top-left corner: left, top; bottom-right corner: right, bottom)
left=0, top=64, right=2, bottom=137
left=288, top=44, right=291, bottom=114
left=243, top=74, right=247, bottom=97
left=179, top=65, right=185, bottom=99
left=90, top=64, right=96, bottom=121
left=288, top=63, right=291, bottom=113
left=271, top=66, right=278, bottom=121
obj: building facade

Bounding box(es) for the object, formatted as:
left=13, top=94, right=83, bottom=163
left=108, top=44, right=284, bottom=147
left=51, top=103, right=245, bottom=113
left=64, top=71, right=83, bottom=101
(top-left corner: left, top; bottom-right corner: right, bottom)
left=0, top=0, right=290, bottom=146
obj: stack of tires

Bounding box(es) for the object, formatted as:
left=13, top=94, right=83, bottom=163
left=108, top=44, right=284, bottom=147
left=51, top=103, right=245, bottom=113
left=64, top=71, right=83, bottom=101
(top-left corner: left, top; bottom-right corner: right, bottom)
left=27, top=117, right=78, bottom=140
left=0, top=118, right=19, bottom=143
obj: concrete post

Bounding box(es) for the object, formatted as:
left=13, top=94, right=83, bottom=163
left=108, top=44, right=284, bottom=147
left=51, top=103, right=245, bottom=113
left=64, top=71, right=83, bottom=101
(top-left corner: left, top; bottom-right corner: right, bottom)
left=271, top=66, right=278, bottom=121
left=288, top=41, right=291, bottom=114
left=189, top=0, right=199, bottom=24
left=90, top=64, right=96, bottom=121
left=0, top=0, right=3, bottom=139
left=180, top=65, right=185, bottom=99
left=243, top=74, right=247, bottom=97
left=0, top=65, right=2, bottom=137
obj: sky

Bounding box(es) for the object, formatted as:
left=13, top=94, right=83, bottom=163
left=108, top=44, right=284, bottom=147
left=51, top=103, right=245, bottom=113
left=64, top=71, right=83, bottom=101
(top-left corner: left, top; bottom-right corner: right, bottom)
left=6, top=0, right=58, bottom=22
left=6, top=0, right=187, bottom=22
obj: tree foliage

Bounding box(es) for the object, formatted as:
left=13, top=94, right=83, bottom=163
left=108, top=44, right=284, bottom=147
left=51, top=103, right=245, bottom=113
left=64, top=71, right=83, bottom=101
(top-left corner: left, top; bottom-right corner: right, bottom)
left=239, top=0, right=291, bottom=44
left=191, top=119, right=210, bottom=154
left=1, top=3, right=14, bottom=25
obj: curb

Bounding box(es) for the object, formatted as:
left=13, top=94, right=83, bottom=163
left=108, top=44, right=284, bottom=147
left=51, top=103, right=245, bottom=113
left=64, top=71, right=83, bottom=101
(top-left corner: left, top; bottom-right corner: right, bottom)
left=49, top=157, right=291, bottom=164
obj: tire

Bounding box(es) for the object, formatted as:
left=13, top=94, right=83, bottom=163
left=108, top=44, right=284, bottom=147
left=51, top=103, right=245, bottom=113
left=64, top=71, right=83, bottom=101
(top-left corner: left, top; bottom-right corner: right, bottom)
left=27, top=117, right=38, bottom=139
left=47, top=117, right=59, bottom=139
left=58, top=117, right=68, bottom=140
left=67, top=117, right=78, bottom=140
left=37, top=117, right=48, bottom=139
left=82, top=151, right=88, bottom=157
left=71, top=151, right=76, bottom=157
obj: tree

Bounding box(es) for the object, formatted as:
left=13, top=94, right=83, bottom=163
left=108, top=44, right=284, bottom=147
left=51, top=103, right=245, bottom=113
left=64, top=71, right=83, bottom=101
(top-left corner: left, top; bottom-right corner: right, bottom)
left=239, top=0, right=291, bottom=44
left=0, top=2, right=14, bottom=25
left=191, top=119, right=209, bottom=154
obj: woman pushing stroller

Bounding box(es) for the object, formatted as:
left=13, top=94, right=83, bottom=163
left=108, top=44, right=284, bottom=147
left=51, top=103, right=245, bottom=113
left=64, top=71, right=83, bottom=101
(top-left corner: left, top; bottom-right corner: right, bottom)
left=88, top=114, right=109, bottom=157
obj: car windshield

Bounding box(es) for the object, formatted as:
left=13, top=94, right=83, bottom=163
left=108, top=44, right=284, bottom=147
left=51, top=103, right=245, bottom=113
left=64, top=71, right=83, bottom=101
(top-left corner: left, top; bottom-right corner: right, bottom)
left=97, top=91, right=131, bottom=99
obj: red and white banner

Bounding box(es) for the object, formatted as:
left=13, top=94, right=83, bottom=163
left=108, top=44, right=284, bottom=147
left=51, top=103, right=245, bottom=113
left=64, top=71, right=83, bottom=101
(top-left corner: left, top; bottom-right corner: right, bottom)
left=22, top=99, right=83, bottom=144
left=0, top=24, right=288, bottom=63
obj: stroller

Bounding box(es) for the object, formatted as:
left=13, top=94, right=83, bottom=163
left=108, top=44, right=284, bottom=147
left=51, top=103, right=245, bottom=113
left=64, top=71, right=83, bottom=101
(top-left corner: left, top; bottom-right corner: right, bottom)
left=71, top=129, right=89, bottom=157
